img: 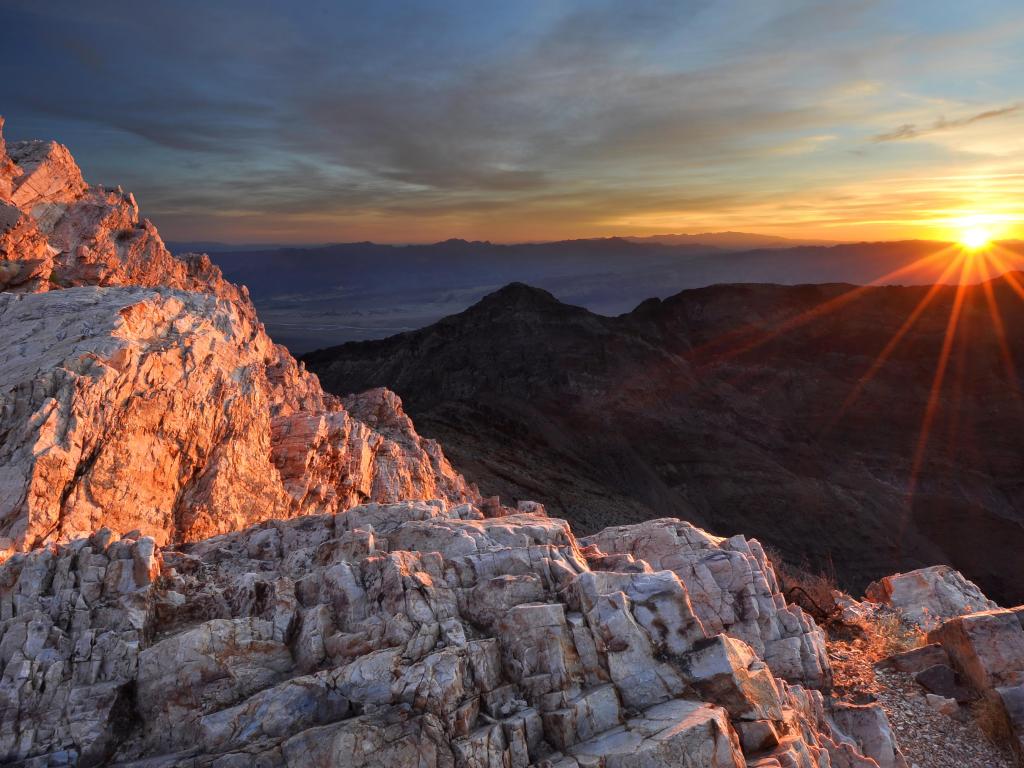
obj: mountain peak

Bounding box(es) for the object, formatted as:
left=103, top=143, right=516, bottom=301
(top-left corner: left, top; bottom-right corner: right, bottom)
left=483, top=281, right=560, bottom=304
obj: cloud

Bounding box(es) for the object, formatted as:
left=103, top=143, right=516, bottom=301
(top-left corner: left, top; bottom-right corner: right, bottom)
left=3, top=0, right=1024, bottom=242
left=872, top=103, right=1022, bottom=142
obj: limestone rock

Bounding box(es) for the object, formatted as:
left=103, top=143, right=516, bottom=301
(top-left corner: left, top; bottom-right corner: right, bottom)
left=0, top=504, right=895, bottom=767
left=865, top=566, right=997, bottom=630
left=0, top=288, right=473, bottom=555
left=829, top=703, right=909, bottom=768
left=583, top=518, right=830, bottom=687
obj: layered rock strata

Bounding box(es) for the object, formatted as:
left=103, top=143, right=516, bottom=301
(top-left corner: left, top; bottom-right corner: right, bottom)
left=0, top=502, right=890, bottom=768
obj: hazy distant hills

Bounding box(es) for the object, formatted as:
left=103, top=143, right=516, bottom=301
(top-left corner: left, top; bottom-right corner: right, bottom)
left=624, top=231, right=841, bottom=248
left=179, top=236, right=1015, bottom=353
left=304, top=278, right=1024, bottom=606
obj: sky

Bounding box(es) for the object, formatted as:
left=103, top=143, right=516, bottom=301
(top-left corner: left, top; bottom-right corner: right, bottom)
left=2, top=0, right=1024, bottom=244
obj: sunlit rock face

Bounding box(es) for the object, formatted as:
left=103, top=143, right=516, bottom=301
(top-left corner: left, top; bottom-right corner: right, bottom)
left=0, top=502, right=888, bottom=767
left=0, top=122, right=475, bottom=557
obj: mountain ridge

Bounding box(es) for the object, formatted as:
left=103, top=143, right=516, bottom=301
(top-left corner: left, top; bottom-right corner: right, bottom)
left=305, top=277, right=1024, bottom=606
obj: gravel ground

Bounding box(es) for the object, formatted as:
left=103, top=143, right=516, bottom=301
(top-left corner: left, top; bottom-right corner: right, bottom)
left=827, top=631, right=1015, bottom=768
left=873, top=666, right=1015, bottom=768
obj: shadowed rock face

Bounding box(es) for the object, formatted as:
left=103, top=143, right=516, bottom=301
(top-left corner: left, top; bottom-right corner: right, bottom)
left=305, top=280, right=1024, bottom=605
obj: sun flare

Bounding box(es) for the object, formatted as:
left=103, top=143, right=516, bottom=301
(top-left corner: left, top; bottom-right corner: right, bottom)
left=960, top=227, right=992, bottom=250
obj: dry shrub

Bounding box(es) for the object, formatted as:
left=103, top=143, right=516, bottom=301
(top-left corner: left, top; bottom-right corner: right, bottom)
left=974, top=694, right=1013, bottom=747
left=866, top=611, right=920, bottom=658
left=764, top=546, right=840, bottom=622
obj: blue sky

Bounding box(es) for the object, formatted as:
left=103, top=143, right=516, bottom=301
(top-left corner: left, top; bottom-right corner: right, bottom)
left=2, top=0, right=1023, bottom=243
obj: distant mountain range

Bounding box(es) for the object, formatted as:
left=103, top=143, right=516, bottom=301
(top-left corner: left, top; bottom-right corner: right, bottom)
left=624, top=231, right=842, bottom=248
left=167, top=231, right=839, bottom=254
left=185, top=236, right=1019, bottom=353
left=304, top=278, right=1024, bottom=606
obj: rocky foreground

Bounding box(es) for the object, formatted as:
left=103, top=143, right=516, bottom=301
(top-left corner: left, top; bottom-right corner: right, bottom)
left=0, top=121, right=1023, bottom=768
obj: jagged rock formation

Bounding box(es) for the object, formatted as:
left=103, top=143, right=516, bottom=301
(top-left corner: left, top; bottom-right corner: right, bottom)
left=0, top=122, right=910, bottom=767
left=0, top=500, right=897, bottom=767
left=0, top=121, right=474, bottom=558
left=582, top=520, right=830, bottom=688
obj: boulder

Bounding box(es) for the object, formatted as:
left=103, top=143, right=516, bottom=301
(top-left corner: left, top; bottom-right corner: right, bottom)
left=829, top=703, right=909, bottom=768
left=914, top=664, right=974, bottom=703
left=927, top=609, right=1024, bottom=691
left=879, top=642, right=950, bottom=674
left=929, top=608, right=1024, bottom=760
left=865, top=565, right=997, bottom=630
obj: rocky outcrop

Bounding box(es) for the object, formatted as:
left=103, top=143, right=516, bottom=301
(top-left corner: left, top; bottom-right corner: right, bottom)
left=0, top=122, right=475, bottom=559
left=928, top=607, right=1024, bottom=760
left=0, top=501, right=889, bottom=767
left=583, top=519, right=830, bottom=688
left=866, top=566, right=998, bottom=630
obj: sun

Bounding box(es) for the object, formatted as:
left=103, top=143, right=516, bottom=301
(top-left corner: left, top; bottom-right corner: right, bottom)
left=960, top=227, right=992, bottom=250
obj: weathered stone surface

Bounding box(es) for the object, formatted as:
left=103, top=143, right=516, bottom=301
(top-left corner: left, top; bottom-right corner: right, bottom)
left=0, top=504, right=895, bottom=768
left=679, top=635, right=785, bottom=722
left=0, top=287, right=473, bottom=555
left=565, top=698, right=745, bottom=768
left=929, top=607, right=1024, bottom=760
left=583, top=518, right=830, bottom=687
left=829, top=703, right=909, bottom=768
left=928, top=609, right=1024, bottom=691
left=866, top=565, right=997, bottom=630
left=0, top=122, right=475, bottom=558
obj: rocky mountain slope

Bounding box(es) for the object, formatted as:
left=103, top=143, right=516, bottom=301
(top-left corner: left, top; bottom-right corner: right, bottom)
left=2, top=121, right=1021, bottom=768
left=0, top=117, right=473, bottom=558
left=304, top=281, right=1024, bottom=607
